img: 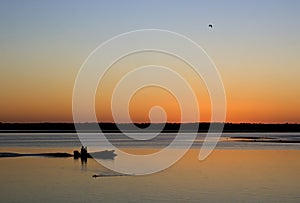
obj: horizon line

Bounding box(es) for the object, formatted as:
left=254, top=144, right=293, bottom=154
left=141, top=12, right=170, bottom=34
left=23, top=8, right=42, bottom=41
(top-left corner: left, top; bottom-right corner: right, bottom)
left=0, top=122, right=299, bottom=125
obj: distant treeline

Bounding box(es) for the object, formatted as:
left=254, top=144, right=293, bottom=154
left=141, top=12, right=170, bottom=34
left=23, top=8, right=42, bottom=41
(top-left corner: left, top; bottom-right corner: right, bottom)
left=0, top=122, right=299, bottom=133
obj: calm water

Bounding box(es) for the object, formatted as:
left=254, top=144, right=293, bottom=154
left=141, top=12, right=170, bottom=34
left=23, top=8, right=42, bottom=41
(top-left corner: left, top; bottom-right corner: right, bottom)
left=0, top=132, right=300, bottom=149
left=1, top=133, right=300, bottom=202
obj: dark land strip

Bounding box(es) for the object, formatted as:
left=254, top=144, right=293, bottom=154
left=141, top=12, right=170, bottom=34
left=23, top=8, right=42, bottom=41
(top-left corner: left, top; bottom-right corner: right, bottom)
left=0, top=123, right=299, bottom=133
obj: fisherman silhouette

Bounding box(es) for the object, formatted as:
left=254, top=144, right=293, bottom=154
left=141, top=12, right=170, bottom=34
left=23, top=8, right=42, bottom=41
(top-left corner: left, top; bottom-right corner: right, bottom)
left=81, top=146, right=87, bottom=156
left=80, top=146, right=88, bottom=164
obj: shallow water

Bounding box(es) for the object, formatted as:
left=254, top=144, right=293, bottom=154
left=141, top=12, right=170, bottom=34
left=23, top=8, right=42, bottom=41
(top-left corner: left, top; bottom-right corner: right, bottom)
left=0, top=149, right=300, bottom=202
left=1, top=133, right=300, bottom=202
left=0, top=132, right=300, bottom=150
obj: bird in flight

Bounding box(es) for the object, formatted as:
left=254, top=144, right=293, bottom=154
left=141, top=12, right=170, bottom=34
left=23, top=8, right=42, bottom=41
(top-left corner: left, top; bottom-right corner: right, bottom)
left=208, top=24, right=213, bottom=28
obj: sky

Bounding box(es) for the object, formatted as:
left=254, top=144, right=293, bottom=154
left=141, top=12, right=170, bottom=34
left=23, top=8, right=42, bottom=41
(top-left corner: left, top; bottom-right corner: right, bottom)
left=0, top=0, right=299, bottom=123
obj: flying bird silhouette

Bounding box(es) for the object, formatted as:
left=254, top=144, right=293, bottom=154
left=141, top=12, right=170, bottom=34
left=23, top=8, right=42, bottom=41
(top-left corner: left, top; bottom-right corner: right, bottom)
left=208, top=24, right=213, bottom=28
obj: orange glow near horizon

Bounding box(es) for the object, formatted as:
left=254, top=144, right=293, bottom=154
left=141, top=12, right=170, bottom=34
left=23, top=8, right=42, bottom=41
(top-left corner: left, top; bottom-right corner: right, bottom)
left=1, top=63, right=300, bottom=123
left=0, top=41, right=299, bottom=124
left=1, top=68, right=299, bottom=123
left=128, top=87, right=181, bottom=123
left=94, top=51, right=213, bottom=123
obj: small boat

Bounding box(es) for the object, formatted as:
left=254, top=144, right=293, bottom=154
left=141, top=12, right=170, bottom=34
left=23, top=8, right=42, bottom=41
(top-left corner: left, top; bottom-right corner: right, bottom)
left=73, top=148, right=117, bottom=160
left=91, top=150, right=117, bottom=159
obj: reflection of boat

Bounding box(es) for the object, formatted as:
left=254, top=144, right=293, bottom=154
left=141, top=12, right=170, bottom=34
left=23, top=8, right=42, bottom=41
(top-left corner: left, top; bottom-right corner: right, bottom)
left=73, top=149, right=117, bottom=160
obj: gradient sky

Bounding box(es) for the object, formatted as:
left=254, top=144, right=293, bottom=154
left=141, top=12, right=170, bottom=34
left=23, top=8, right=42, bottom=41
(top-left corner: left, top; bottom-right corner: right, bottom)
left=0, top=0, right=299, bottom=123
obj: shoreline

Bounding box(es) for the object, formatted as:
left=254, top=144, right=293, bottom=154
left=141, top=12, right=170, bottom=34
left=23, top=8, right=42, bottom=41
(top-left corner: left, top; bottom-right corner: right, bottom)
left=1, top=123, right=300, bottom=133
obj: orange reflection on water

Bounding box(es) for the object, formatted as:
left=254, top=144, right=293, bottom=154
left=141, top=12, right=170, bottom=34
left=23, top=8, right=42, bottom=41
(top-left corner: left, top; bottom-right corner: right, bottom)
left=1, top=149, right=300, bottom=202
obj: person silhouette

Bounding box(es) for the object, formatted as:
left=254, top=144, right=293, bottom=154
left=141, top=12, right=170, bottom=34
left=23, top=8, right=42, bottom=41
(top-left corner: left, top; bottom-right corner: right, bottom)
left=80, top=146, right=88, bottom=163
